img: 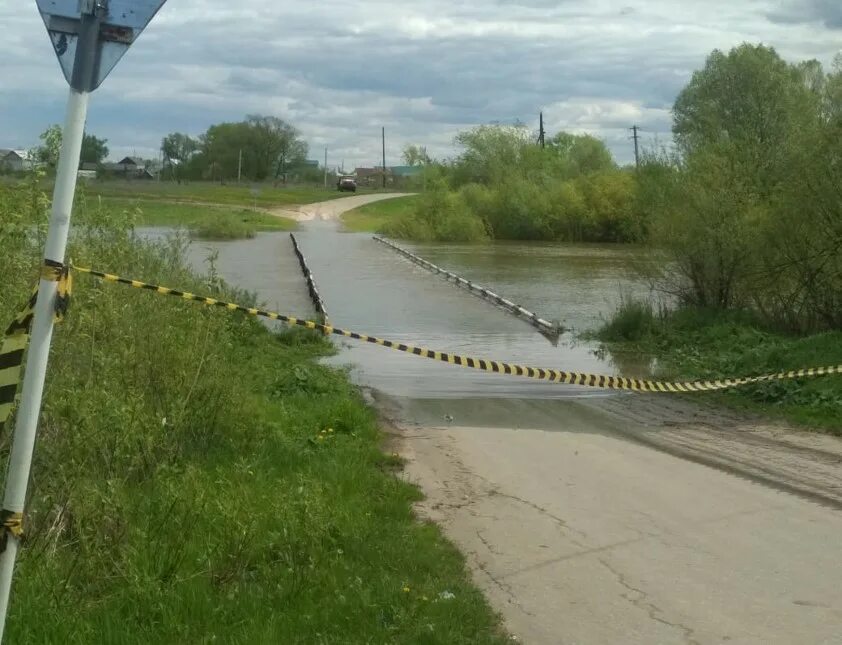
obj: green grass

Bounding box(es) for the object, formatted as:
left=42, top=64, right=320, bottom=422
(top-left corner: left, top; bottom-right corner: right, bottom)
left=81, top=180, right=345, bottom=208
left=341, top=195, right=420, bottom=232
left=85, top=197, right=297, bottom=232
left=190, top=218, right=258, bottom=240
left=0, top=178, right=509, bottom=643
left=594, top=304, right=842, bottom=434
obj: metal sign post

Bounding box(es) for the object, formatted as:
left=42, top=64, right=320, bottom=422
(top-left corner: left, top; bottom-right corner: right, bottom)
left=0, top=2, right=166, bottom=639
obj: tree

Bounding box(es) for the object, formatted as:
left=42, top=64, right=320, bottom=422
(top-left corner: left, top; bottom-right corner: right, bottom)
left=35, top=125, right=109, bottom=167
left=161, top=133, right=198, bottom=165
left=672, top=43, right=818, bottom=196
left=452, top=124, right=532, bottom=186
left=81, top=134, right=109, bottom=165
left=34, top=125, right=63, bottom=167
left=161, top=133, right=199, bottom=180
left=548, top=132, right=615, bottom=176
left=246, top=115, right=307, bottom=182
left=402, top=144, right=432, bottom=166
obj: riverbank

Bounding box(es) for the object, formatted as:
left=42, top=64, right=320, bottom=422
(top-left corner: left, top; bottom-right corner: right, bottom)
left=0, top=181, right=508, bottom=643
left=341, top=194, right=420, bottom=232
left=93, top=197, right=298, bottom=235
left=594, top=305, right=842, bottom=434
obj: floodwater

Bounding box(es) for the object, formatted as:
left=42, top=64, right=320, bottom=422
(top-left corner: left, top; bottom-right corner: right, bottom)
left=147, top=222, right=654, bottom=399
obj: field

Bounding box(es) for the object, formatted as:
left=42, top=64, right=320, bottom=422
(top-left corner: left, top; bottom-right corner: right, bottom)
left=341, top=194, right=421, bottom=232
left=81, top=180, right=344, bottom=208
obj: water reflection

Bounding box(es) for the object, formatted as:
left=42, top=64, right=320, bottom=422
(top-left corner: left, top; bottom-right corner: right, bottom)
left=140, top=225, right=654, bottom=399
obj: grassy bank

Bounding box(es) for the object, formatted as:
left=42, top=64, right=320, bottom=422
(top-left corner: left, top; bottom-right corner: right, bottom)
left=90, top=197, right=296, bottom=232
left=341, top=195, right=420, bottom=232
left=1, top=179, right=508, bottom=643
left=594, top=303, right=842, bottom=434
left=80, top=181, right=342, bottom=209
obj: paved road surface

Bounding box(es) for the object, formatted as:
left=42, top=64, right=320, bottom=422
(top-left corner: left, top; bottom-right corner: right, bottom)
left=272, top=192, right=410, bottom=222
left=381, top=394, right=842, bottom=645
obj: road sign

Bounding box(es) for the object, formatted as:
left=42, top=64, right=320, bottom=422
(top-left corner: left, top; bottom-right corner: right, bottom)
left=0, top=3, right=169, bottom=641
left=36, top=0, right=167, bottom=90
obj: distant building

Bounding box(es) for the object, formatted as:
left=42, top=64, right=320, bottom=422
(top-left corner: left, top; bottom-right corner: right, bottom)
left=0, top=149, right=36, bottom=172
left=390, top=165, right=423, bottom=178
left=354, top=166, right=393, bottom=186
left=101, top=156, right=160, bottom=180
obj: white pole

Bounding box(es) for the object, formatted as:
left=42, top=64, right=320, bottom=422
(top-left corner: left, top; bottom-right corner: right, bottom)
left=0, top=87, right=89, bottom=641
left=324, top=147, right=328, bottom=189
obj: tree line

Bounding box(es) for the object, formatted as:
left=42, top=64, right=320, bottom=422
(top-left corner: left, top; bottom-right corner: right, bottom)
left=386, top=43, right=842, bottom=333
left=161, top=115, right=310, bottom=183
left=384, top=125, right=638, bottom=243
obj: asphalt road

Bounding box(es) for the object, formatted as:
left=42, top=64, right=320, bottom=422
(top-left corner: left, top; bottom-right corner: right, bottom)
left=381, top=394, right=842, bottom=645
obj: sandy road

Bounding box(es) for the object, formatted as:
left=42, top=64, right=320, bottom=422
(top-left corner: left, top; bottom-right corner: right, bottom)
left=379, top=394, right=842, bottom=645
left=271, top=192, right=411, bottom=222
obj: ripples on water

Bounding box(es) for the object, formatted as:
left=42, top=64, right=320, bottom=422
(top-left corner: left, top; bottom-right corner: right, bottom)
left=138, top=222, right=654, bottom=399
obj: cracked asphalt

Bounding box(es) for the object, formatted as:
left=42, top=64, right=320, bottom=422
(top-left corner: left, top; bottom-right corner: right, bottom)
left=382, top=394, right=842, bottom=645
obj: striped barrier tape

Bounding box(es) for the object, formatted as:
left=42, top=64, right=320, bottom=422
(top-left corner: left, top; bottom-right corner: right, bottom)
left=71, top=264, right=842, bottom=394
left=0, top=263, right=71, bottom=437
left=290, top=233, right=329, bottom=324
left=373, top=236, right=560, bottom=336
left=0, top=262, right=71, bottom=550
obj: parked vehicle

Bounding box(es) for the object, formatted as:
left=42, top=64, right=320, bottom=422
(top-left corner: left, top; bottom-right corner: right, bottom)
left=337, top=176, right=357, bottom=192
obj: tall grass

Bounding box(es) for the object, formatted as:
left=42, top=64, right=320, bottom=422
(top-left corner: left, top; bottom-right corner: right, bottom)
left=0, top=178, right=508, bottom=643
left=595, top=297, right=842, bottom=433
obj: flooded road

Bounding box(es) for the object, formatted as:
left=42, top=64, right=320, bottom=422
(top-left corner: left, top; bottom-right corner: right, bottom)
left=149, top=201, right=842, bottom=645
left=303, top=225, right=652, bottom=398
left=179, top=220, right=652, bottom=399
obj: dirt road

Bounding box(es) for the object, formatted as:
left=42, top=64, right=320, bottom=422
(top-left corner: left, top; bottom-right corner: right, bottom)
left=380, top=394, right=842, bottom=645
left=272, top=192, right=410, bottom=222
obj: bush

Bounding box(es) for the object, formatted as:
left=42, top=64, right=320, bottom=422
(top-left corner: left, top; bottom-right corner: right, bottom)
left=190, top=216, right=257, bottom=240
left=598, top=296, right=658, bottom=342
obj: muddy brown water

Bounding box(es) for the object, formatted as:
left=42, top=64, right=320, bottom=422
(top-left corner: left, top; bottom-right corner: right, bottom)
left=143, top=223, right=654, bottom=399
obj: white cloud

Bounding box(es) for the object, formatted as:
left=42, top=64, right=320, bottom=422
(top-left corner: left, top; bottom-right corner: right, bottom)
left=0, top=1, right=840, bottom=165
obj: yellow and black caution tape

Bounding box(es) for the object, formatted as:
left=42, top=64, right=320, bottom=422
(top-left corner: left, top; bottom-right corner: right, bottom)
left=73, top=265, right=842, bottom=393
left=0, top=261, right=72, bottom=550
left=0, top=290, right=38, bottom=436
left=0, top=262, right=72, bottom=435
left=0, top=510, right=23, bottom=552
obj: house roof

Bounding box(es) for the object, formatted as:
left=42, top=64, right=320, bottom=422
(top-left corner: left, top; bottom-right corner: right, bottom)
left=117, top=156, right=145, bottom=166
left=390, top=165, right=423, bottom=177
left=1, top=150, right=26, bottom=160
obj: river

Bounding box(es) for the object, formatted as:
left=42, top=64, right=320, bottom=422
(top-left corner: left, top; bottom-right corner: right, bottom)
left=160, top=222, right=653, bottom=399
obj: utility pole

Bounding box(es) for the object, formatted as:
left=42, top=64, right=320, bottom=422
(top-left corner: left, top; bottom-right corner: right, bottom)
left=382, top=127, right=387, bottom=189
left=237, top=149, right=243, bottom=184
left=0, top=2, right=168, bottom=639
left=538, top=112, right=546, bottom=148
left=324, top=146, right=328, bottom=189
left=630, top=125, right=641, bottom=170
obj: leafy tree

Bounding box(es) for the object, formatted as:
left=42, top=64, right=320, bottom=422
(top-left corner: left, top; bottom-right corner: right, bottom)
left=34, top=125, right=63, bottom=167
left=80, top=134, right=109, bottom=165
left=161, top=133, right=199, bottom=181
left=451, top=124, right=532, bottom=186
left=246, top=115, right=307, bottom=182
left=548, top=132, right=615, bottom=176
left=672, top=43, right=818, bottom=196
left=35, top=125, right=109, bottom=167
left=402, top=145, right=432, bottom=166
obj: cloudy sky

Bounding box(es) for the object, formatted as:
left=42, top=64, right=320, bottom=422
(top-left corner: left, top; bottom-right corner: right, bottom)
left=1, top=1, right=840, bottom=168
